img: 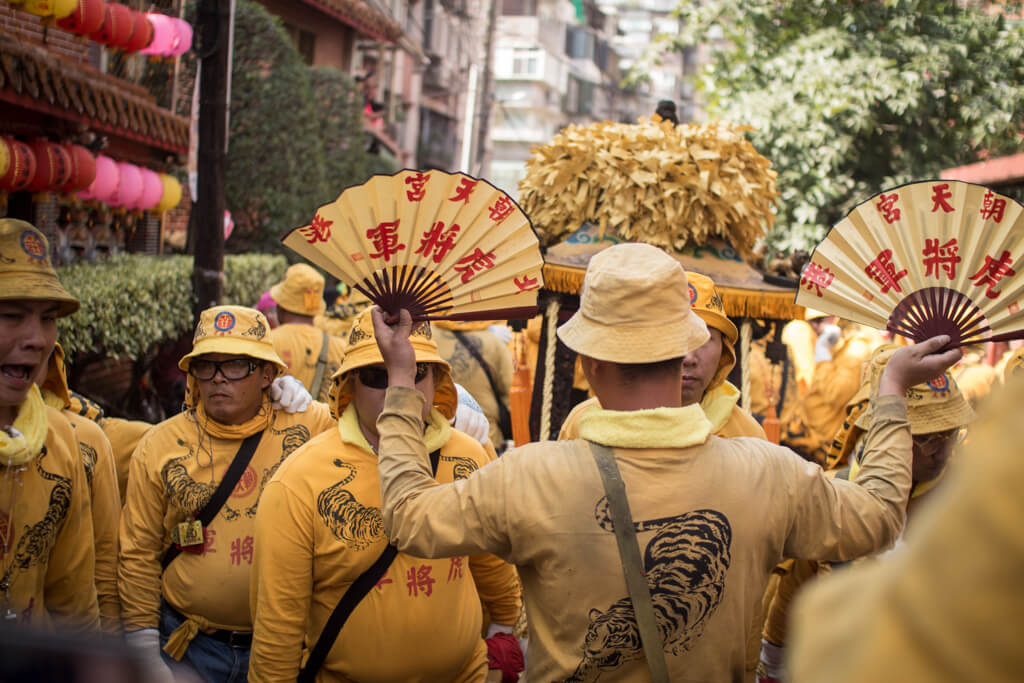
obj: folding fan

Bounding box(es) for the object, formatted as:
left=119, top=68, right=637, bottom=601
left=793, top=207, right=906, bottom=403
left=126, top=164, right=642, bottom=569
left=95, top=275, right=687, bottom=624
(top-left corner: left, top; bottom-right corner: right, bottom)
left=796, top=180, right=1024, bottom=346
left=282, top=169, right=544, bottom=321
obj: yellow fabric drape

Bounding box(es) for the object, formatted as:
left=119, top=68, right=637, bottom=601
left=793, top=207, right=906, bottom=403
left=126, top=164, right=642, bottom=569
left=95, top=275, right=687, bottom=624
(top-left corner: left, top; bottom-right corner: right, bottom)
left=0, top=385, right=48, bottom=466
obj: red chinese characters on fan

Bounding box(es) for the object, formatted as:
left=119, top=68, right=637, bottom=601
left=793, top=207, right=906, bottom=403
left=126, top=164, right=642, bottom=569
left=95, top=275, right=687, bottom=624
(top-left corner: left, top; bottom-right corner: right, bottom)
left=864, top=249, right=908, bottom=294
left=489, top=196, right=515, bottom=224
left=930, top=183, right=955, bottom=213
left=300, top=214, right=332, bottom=243
left=970, top=251, right=1016, bottom=299
left=367, top=220, right=406, bottom=261
left=980, top=190, right=1007, bottom=222
left=454, top=248, right=497, bottom=283
left=801, top=262, right=835, bottom=297
left=405, top=172, right=430, bottom=202
left=449, top=177, right=478, bottom=202
left=514, top=275, right=540, bottom=292
left=922, top=238, right=961, bottom=280
left=416, top=221, right=461, bottom=263
left=875, top=192, right=901, bottom=224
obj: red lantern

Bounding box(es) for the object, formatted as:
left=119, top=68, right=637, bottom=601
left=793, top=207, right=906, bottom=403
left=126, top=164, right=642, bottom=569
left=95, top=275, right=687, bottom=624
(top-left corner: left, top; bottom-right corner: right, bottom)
left=60, top=144, right=96, bottom=193
left=121, top=9, right=154, bottom=53
left=90, top=3, right=134, bottom=47
left=26, top=140, right=73, bottom=193
left=57, top=0, right=107, bottom=36
left=0, top=138, right=37, bottom=192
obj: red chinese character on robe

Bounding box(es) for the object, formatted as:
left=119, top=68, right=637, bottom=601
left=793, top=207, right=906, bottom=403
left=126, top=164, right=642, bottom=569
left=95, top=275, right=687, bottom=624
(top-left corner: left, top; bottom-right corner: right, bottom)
left=980, top=190, right=1007, bottom=223
left=800, top=262, right=834, bottom=297
left=922, top=238, right=961, bottom=280
left=299, top=214, right=332, bottom=243
left=876, top=193, right=901, bottom=224
left=230, top=536, right=254, bottom=566
left=405, top=172, right=430, bottom=202
left=864, top=249, right=908, bottom=294
left=514, top=274, right=540, bottom=292
left=407, top=565, right=436, bottom=596
left=970, top=250, right=1016, bottom=299
left=415, top=221, right=460, bottom=263
left=449, top=177, right=479, bottom=202
left=931, top=183, right=955, bottom=213
left=488, top=196, right=515, bottom=224
left=454, top=248, right=497, bottom=283
left=366, top=220, right=406, bottom=262
left=447, top=557, right=463, bottom=582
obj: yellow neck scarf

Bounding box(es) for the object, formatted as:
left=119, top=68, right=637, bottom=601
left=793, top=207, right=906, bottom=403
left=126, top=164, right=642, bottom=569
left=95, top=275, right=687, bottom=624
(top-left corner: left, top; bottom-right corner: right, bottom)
left=701, top=382, right=741, bottom=434
left=0, top=385, right=49, bottom=467
left=193, top=395, right=273, bottom=440
left=339, top=402, right=452, bottom=454
left=578, top=403, right=711, bottom=449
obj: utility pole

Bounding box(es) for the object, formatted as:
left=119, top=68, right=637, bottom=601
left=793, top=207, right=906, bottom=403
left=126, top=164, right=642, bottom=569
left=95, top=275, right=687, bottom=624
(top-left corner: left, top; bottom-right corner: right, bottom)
left=191, top=0, right=231, bottom=323
left=474, top=0, right=500, bottom=175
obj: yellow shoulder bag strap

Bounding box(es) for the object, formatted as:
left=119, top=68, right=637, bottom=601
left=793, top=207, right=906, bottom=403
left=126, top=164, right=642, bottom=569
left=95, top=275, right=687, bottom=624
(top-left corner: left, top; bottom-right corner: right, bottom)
left=587, top=441, right=670, bottom=683
left=310, top=331, right=330, bottom=399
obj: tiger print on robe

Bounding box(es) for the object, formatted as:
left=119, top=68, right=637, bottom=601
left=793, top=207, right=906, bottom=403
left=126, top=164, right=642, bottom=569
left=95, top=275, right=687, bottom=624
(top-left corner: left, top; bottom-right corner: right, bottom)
left=317, top=449, right=469, bottom=550
left=79, top=442, right=97, bottom=487
left=0, top=449, right=72, bottom=597
left=238, top=424, right=311, bottom=518
left=317, top=458, right=383, bottom=550
left=568, top=500, right=732, bottom=682
left=161, top=439, right=214, bottom=516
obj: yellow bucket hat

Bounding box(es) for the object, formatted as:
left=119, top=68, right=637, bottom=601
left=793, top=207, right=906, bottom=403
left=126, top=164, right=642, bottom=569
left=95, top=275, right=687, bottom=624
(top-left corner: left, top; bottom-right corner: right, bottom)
left=270, top=263, right=326, bottom=316
left=178, top=305, right=287, bottom=375
left=686, top=271, right=738, bottom=391
left=852, top=345, right=975, bottom=435
left=328, top=308, right=458, bottom=420
left=557, top=243, right=709, bottom=363
left=0, top=218, right=79, bottom=317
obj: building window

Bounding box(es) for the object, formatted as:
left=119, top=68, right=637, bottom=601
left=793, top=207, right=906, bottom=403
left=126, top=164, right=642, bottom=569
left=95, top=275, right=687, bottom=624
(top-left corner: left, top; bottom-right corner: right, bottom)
left=501, top=0, right=537, bottom=16
left=283, top=23, right=316, bottom=65
left=511, top=48, right=540, bottom=76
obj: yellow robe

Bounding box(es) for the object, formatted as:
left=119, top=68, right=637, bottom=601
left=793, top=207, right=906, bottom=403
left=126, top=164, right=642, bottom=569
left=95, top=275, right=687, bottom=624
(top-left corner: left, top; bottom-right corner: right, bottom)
left=269, top=323, right=346, bottom=402
left=118, top=400, right=334, bottom=641
left=248, top=407, right=514, bottom=682
left=377, top=388, right=913, bottom=682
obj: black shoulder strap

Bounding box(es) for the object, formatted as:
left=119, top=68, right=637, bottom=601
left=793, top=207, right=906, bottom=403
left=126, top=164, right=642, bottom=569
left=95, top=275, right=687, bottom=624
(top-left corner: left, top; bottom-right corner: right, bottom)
left=451, top=330, right=512, bottom=441
left=587, top=441, right=670, bottom=683
left=310, top=331, right=330, bottom=400
left=298, top=449, right=441, bottom=682
left=161, top=430, right=264, bottom=571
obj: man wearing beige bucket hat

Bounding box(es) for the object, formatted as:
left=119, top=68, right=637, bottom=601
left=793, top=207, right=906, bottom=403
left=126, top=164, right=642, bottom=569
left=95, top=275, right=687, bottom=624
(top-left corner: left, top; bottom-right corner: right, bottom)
left=370, top=241, right=963, bottom=682
left=119, top=305, right=335, bottom=682
left=248, top=309, right=522, bottom=682
left=269, top=264, right=346, bottom=402
left=0, top=218, right=99, bottom=631
left=757, top=345, right=976, bottom=682
left=560, top=270, right=766, bottom=441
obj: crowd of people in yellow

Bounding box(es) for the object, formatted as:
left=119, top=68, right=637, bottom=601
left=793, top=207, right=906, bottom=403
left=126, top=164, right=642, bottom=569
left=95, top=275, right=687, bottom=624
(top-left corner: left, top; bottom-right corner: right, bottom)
left=2, top=215, right=1023, bottom=682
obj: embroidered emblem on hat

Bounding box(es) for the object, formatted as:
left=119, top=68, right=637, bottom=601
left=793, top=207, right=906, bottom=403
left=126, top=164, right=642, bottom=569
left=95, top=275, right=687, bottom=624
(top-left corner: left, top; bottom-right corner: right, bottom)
left=927, top=375, right=949, bottom=393
left=20, top=231, right=47, bottom=264
left=214, top=311, right=236, bottom=335
left=687, top=283, right=698, bottom=305
left=348, top=325, right=371, bottom=346
left=244, top=319, right=267, bottom=339
left=708, top=291, right=724, bottom=312
left=411, top=321, right=432, bottom=340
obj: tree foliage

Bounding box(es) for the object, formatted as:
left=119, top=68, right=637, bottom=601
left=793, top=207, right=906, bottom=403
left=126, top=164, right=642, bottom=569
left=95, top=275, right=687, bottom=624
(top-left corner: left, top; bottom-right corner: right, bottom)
left=671, top=0, right=1024, bottom=252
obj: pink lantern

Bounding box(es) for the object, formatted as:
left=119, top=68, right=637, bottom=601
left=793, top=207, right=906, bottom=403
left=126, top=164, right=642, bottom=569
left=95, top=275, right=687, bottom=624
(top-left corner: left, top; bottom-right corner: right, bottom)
left=168, top=18, right=193, bottom=56
left=140, top=13, right=177, bottom=57
left=111, top=162, right=143, bottom=207
left=224, top=210, right=234, bottom=240
left=137, top=168, right=164, bottom=210
left=78, top=154, right=119, bottom=202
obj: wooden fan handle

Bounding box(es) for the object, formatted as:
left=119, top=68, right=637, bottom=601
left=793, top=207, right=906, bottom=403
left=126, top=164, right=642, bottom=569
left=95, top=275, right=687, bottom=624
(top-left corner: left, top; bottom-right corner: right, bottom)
left=944, top=329, right=1024, bottom=350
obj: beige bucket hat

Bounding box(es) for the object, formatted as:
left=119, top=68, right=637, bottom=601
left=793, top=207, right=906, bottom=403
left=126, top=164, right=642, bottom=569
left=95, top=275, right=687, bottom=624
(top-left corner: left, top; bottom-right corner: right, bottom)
left=0, top=218, right=79, bottom=317
left=557, top=242, right=709, bottom=363
left=686, top=271, right=738, bottom=390
left=178, top=305, right=287, bottom=375
left=271, top=263, right=326, bottom=316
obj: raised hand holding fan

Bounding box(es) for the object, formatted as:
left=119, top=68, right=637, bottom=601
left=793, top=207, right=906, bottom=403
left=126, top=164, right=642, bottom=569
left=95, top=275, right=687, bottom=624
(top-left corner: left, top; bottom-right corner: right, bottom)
left=796, top=180, right=1024, bottom=347
left=283, top=170, right=544, bottom=321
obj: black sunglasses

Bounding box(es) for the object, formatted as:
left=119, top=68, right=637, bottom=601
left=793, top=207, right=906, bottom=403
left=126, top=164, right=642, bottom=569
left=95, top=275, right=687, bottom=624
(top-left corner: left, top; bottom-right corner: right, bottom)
left=356, top=363, right=432, bottom=389
left=189, top=358, right=261, bottom=381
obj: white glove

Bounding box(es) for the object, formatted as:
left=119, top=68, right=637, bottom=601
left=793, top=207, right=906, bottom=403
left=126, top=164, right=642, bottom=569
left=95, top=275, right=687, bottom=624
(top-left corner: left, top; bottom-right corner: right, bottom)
left=488, top=324, right=513, bottom=344
left=758, top=638, right=786, bottom=680
left=124, top=628, right=176, bottom=683
left=270, top=375, right=312, bottom=413
left=454, top=402, right=490, bottom=445
left=813, top=324, right=842, bottom=362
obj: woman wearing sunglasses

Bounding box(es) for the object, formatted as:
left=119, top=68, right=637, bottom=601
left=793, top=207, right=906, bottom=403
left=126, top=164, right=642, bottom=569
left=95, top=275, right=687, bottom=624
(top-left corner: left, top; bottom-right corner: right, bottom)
left=248, top=309, right=523, bottom=683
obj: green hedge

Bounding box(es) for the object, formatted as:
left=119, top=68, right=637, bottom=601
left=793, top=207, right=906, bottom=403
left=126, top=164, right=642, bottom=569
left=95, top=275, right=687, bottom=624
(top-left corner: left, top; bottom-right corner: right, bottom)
left=56, top=254, right=287, bottom=359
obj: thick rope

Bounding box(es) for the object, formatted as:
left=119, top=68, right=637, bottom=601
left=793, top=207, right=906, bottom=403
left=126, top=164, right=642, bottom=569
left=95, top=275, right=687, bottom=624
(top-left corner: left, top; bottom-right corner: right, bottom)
left=540, top=298, right=560, bottom=441
left=741, top=319, right=752, bottom=413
